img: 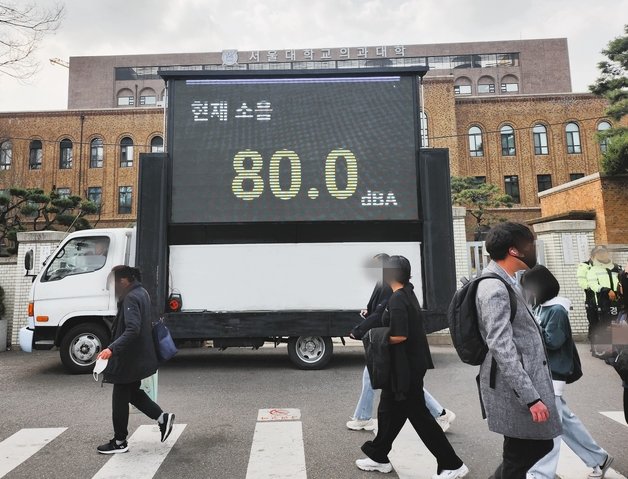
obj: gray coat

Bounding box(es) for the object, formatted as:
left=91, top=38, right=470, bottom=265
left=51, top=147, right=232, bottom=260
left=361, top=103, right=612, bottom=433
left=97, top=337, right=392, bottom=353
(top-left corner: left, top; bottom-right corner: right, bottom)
left=475, top=261, right=561, bottom=440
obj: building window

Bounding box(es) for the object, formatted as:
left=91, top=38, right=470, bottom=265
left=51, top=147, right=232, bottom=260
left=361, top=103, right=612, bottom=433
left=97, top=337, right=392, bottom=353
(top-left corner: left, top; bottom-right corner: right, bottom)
left=29, top=140, right=43, bottom=170
left=570, top=173, right=585, bottom=182
left=454, top=76, right=473, bottom=96
left=537, top=174, right=552, bottom=192
left=478, top=76, right=496, bottom=94
left=468, top=126, right=484, bottom=157
left=474, top=176, right=487, bottom=184
left=150, top=136, right=164, bottom=153
left=56, top=187, right=71, bottom=198
left=118, top=186, right=132, bottom=214
left=565, top=122, right=581, bottom=154
left=139, top=88, right=157, bottom=106
left=87, top=187, right=102, bottom=207
left=500, top=74, right=519, bottom=93
left=0, top=140, right=12, bottom=170
left=119, top=137, right=134, bottom=167
left=59, top=138, right=73, bottom=169
left=533, top=124, right=549, bottom=155
left=419, top=111, right=428, bottom=147
left=504, top=175, right=520, bottom=203
left=117, top=88, right=134, bottom=107
left=90, top=138, right=104, bottom=168
left=597, top=121, right=611, bottom=153
left=500, top=125, right=516, bottom=156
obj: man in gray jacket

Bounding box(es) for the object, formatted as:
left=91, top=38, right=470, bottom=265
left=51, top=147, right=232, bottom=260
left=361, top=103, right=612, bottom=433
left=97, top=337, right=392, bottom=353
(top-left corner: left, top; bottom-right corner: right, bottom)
left=476, top=223, right=561, bottom=479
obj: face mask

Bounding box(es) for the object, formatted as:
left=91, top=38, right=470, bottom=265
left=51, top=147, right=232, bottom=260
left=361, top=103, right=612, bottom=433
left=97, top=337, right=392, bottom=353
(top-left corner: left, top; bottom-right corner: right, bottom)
left=93, top=358, right=108, bottom=381
left=520, top=254, right=537, bottom=269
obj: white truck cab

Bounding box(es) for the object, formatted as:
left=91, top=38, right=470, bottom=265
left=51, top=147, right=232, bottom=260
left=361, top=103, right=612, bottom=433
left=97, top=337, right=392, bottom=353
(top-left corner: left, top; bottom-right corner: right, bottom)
left=19, top=228, right=136, bottom=373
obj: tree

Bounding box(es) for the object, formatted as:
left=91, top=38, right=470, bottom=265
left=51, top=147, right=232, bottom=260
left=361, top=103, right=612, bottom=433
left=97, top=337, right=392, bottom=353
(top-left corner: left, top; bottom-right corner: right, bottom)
left=0, top=188, right=98, bottom=255
left=590, top=24, right=628, bottom=175
left=0, top=2, right=64, bottom=79
left=451, top=176, right=513, bottom=239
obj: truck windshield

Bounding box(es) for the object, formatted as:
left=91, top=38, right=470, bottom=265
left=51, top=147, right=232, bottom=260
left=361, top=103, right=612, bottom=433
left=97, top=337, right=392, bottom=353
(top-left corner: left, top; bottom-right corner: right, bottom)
left=42, top=236, right=110, bottom=282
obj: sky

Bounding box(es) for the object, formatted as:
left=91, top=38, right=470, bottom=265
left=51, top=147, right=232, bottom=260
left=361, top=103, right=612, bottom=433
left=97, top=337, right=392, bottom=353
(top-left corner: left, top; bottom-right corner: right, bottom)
left=0, top=0, right=626, bottom=112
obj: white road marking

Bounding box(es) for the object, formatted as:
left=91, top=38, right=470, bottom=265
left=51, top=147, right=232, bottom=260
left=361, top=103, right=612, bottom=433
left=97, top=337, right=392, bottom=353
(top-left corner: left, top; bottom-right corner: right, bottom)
left=557, top=442, right=626, bottom=479
left=92, top=424, right=186, bottom=479
left=257, top=408, right=301, bottom=422
left=600, top=411, right=627, bottom=427
left=246, top=410, right=306, bottom=479
left=388, top=420, right=436, bottom=479
left=0, top=427, right=67, bottom=478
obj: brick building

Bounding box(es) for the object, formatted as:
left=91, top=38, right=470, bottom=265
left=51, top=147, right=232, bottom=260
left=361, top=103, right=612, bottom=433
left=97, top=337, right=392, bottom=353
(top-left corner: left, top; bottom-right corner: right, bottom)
left=0, top=38, right=624, bottom=232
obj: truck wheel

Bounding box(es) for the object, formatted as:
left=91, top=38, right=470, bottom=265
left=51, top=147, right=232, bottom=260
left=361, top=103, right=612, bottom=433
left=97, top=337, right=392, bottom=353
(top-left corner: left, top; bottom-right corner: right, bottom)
left=287, top=336, right=333, bottom=370
left=60, top=324, right=109, bottom=374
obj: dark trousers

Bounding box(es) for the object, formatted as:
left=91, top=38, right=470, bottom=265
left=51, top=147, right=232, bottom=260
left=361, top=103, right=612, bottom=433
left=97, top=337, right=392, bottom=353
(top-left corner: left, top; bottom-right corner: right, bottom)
left=492, top=436, right=554, bottom=479
left=112, top=381, right=163, bottom=441
left=361, top=384, right=463, bottom=472
left=624, top=386, right=628, bottom=424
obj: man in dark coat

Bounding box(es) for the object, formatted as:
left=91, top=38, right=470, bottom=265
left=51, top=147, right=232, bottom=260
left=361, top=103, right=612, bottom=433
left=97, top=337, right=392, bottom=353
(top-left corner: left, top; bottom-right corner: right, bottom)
left=96, top=265, right=175, bottom=454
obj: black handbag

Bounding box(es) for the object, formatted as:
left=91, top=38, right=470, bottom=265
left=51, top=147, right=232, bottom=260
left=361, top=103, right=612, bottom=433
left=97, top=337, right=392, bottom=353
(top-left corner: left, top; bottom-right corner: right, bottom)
left=152, top=317, right=178, bottom=362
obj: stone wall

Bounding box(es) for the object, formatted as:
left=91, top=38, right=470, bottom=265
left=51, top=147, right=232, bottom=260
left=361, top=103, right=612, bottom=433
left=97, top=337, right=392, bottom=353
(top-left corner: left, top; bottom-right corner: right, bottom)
left=0, top=256, right=17, bottom=350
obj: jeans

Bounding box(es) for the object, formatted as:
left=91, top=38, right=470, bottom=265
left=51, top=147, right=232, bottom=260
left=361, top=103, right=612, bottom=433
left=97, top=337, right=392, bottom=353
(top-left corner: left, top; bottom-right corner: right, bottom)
left=361, top=382, right=463, bottom=472
left=492, top=437, right=554, bottom=479
left=112, top=381, right=163, bottom=441
left=528, top=395, right=607, bottom=478
left=353, top=366, right=444, bottom=420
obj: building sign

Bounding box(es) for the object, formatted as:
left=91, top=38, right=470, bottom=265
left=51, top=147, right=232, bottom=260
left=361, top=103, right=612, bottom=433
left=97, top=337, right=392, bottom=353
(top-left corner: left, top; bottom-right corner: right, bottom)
left=242, top=45, right=407, bottom=63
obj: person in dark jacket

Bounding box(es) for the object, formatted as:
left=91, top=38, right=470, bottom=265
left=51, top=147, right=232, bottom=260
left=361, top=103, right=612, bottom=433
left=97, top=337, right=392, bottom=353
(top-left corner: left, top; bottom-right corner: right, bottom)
left=357, top=256, right=468, bottom=479
left=96, top=265, right=175, bottom=454
left=522, top=265, right=613, bottom=479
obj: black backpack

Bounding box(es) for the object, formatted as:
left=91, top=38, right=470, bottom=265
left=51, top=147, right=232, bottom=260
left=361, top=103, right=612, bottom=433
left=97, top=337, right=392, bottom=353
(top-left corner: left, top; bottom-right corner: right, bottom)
left=448, top=273, right=518, bottom=366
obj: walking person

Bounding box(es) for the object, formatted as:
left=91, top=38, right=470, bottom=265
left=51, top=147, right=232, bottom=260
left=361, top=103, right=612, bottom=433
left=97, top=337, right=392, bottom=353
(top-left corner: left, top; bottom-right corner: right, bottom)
left=96, top=265, right=175, bottom=454
left=356, top=256, right=468, bottom=478
left=348, top=254, right=456, bottom=433
left=475, top=223, right=561, bottom=479
left=522, top=265, right=614, bottom=479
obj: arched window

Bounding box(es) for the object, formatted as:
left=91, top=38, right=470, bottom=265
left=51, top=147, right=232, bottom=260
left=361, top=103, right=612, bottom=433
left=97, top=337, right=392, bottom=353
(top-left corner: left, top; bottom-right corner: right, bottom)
left=150, top=136, right=164, bottom=153
left=120, top=137, right=134, bottom=167
left=454, top=77, right=472, bottom=96
left=533, top=124, right=549, bottom=155
left=419, top=111, right=428, bottom=147
left=0, top=140, right=12, bottom=170
left=139, top=88, right=157, bottom=106
left=500, top=125, right=516, bottom=156
left=29, top=140, right=43, bottom=170
left=501, top=74, right=519, bottom=93
left=597, top=121, right=611, bottom=153
left=117, top=88, right=134, bottom=107
left=90, top=138, right=104, bottom=168
left=565, top=122, right=581, bottom=154
left=59, top=138, right=73, bottom=169
left=478, top=75, right=496, bottom=94
left=468, top=126, right=483, bottom=157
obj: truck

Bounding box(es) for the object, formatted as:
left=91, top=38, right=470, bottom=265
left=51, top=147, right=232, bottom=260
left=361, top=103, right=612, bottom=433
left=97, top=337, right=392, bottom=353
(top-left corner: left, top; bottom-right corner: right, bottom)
left=19, top=66, right=457, bottom=373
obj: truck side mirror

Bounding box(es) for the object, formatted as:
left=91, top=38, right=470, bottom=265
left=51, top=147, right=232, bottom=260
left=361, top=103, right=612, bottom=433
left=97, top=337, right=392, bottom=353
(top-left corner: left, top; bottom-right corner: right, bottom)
left=24, top=250, right=34, bottom=271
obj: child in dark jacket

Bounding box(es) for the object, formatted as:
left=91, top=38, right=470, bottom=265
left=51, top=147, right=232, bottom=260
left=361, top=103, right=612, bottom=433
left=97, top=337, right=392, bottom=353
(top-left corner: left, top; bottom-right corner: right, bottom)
left=522, top=265, right=613, bottom=479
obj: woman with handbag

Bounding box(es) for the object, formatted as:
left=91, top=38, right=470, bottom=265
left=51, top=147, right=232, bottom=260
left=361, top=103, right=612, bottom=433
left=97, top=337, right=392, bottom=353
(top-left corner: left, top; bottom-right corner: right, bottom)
left=96, top=265, right=176, bottom=454
left=522, top=265, right=613, bottom=479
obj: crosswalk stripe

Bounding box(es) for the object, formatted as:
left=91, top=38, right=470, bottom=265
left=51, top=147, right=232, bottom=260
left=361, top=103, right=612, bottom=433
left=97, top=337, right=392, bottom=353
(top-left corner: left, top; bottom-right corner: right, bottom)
left=557, top=443, right=627, bottom=479
left=388, top=420, right=436, bottom=479
left=246, top=410, right=307, bottom=479
left=600, top=411, right=627, bottom=427
left=0, top=427, right=67, bottom=478
left=92, top=424, right=186, bottom=479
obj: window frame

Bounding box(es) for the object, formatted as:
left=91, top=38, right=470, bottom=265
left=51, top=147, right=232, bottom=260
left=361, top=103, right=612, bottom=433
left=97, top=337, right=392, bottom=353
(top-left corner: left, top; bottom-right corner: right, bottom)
left=597, top=121, right=611, bottom=153
left=569, top=173, right=585, bottom=182
left=118, top=186, right=133, bottom=214
left=119, top=137, right=134, bottom=168
left=87, top=187, right=103, bottom=208
left=419, top=111, right=429, bottom=147
left=59, top=138, right=73, bottom=169
left=536, top=174, right=552, bottom=193
left=468, top=126, right=484, bottom=157
left=29, top=140, right=43, bottom=170
left=504, top=175, right=521, bottom=203
left=565, top=122, right=582, bottom=154
left=0, top=140, right=12, bottom=170
left=90, top=138, right=104, bottom=168
left=150, top=136, right=164, bottom=153
left=500, top=125, right=516, bottom=156
left=533, top=124, right=549, bottom=155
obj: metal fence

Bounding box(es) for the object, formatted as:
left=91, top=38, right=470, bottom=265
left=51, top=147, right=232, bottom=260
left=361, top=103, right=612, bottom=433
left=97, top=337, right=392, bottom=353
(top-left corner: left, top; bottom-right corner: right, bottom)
left=466, top=240, right=545, bottom=279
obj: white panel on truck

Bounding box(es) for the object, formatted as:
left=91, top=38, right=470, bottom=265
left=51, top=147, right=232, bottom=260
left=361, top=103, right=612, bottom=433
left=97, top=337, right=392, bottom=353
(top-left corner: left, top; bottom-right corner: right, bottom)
left=169, top=242, right=422, bottom=311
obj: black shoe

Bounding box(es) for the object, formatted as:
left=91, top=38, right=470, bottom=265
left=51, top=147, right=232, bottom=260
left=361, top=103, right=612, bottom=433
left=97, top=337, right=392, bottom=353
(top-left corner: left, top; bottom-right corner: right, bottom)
left=97, top=439, right=128, bottom=454
left=159, top=413, right=175, bottom=443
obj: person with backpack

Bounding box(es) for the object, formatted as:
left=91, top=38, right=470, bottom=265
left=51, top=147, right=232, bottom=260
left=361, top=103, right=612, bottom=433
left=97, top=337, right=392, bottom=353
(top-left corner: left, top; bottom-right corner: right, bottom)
left=348, top=254, right=456, bottom=433
left=451, top=222, right=560, bottom=479
left=522, top=265, right=613, bottom=479
left=357, top=256, right=468, bottom=478
left=96, top=265, right=175, bottom=454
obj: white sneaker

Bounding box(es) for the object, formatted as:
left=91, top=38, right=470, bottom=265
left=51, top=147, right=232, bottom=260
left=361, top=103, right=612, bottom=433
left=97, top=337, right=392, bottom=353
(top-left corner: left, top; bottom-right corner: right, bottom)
left=435, top=409, right=456, bottom=432
left=588, top=454, right=614, bottom=478
left=356, top=457, right=393, bottom=473
left=346, top=418, right=376, bottom=431
left=431, top=464, right=469, bottom=479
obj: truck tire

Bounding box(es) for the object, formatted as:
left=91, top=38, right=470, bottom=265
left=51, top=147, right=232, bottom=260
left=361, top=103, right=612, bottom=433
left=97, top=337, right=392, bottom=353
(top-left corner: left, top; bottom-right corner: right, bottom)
left=60, top=323, right=109, bottom=374
left=287, top=336, right=333, bottom=370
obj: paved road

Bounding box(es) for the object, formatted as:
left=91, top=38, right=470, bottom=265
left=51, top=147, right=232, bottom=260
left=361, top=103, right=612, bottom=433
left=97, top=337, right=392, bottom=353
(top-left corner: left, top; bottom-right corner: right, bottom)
left=0, top=344, right=626, bottom=479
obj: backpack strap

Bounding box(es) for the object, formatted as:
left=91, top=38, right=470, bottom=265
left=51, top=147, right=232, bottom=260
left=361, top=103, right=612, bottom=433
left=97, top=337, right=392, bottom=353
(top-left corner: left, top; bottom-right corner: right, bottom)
left=476, top=273, right=519, bottom=389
